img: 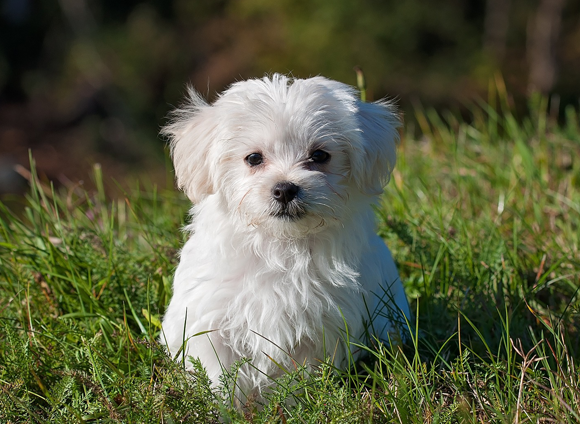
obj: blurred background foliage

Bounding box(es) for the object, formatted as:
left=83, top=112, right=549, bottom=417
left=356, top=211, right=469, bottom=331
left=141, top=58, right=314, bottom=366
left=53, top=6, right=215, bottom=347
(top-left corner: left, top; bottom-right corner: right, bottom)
left=0, top=0, right=579, bottom=195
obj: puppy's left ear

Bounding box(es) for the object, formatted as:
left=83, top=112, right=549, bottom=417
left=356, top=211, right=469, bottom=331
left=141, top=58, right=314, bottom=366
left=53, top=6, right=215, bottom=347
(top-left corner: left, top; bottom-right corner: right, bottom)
left=350, top=100, right=400, bottom=195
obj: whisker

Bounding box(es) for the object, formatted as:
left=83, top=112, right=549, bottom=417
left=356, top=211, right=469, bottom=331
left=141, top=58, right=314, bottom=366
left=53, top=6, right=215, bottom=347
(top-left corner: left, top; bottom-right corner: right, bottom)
left=309, top=200, right=337, bottom=216
left=238, top=187, right=254, bottom=212
left=324, top=181, right=346, bottom=202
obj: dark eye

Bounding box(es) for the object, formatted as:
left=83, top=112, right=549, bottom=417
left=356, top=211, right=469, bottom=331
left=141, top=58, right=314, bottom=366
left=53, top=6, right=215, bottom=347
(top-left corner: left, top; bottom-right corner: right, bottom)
left=311, top=150, right=330, bottom=163
left=245, top=153, right=263, bottom=166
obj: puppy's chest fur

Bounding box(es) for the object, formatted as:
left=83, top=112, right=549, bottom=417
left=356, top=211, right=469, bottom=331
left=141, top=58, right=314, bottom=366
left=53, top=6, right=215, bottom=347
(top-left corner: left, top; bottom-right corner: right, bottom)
left=170, top=202, right=370, bottom=362
left=182, top=228, right=364, bottom=357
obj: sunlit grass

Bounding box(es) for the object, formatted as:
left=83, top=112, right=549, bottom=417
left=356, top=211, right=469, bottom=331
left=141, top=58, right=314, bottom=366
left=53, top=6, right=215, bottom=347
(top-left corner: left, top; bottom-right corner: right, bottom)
left=0, top=84, right=579, bottom=422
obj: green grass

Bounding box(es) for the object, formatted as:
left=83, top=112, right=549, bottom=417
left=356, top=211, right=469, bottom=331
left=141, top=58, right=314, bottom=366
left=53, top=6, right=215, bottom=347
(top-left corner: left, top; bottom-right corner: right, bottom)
left=1, top=87, right=579, bottom=422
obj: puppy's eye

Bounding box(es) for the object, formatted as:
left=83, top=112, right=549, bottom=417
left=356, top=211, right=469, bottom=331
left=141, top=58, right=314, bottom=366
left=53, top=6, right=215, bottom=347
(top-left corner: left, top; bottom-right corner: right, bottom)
left=245, top=153, right=264, bottom=166
left=311, top=150, right=330, bottom=163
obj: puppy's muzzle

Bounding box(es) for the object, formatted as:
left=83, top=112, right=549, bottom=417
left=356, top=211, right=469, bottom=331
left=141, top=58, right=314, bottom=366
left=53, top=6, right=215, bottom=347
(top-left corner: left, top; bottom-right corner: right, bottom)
left=271, top=181, right=305, bottom=220
left=272, top=181, right=299, bottom=205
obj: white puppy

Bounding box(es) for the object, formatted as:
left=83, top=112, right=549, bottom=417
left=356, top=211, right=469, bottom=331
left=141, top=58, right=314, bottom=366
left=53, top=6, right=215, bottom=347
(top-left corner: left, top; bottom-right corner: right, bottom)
left=161, top=74, right=410, bottom=400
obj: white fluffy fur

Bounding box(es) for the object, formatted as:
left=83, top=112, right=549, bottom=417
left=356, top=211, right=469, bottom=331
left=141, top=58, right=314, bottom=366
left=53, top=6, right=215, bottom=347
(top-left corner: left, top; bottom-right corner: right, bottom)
left=161, top=74, right=411, bottom=400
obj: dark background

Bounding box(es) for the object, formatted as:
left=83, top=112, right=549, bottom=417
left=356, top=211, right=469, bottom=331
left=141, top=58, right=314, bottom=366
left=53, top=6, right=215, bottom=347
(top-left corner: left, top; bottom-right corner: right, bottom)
left=0, top=0, right=578, bottom=195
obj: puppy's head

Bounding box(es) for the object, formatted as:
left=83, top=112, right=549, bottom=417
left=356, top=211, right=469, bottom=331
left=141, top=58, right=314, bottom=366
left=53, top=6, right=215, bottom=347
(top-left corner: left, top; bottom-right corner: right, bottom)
left=163, top=74, right=400, bottom=238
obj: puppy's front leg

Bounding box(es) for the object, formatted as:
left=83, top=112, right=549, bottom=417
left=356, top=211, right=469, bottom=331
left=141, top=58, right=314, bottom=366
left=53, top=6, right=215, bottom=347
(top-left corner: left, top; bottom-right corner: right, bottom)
left=176, top=330, right=234, bottom=385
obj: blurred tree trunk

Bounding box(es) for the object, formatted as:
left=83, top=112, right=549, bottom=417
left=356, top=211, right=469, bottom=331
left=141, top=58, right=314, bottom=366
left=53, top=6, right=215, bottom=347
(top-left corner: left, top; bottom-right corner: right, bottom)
left=484, top=0, right=511, bottom=61
left=527, top=0, right=565, bottom=94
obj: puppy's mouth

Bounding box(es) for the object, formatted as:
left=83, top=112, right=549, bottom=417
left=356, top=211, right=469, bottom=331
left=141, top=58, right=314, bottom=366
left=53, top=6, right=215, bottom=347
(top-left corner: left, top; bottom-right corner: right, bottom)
left=270, top=201, right=306, bottom=221
left=272, top=209, right=305, bottom=221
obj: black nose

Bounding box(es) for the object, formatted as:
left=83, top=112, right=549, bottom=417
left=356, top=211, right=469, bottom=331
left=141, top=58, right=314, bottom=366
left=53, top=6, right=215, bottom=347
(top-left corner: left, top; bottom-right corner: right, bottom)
left=272, top=181, right=299, bottom=205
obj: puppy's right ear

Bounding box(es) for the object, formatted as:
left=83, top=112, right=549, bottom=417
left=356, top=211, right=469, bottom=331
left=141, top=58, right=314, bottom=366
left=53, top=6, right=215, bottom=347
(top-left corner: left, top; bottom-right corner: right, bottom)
left=162, top=88, right=218, bottom=203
